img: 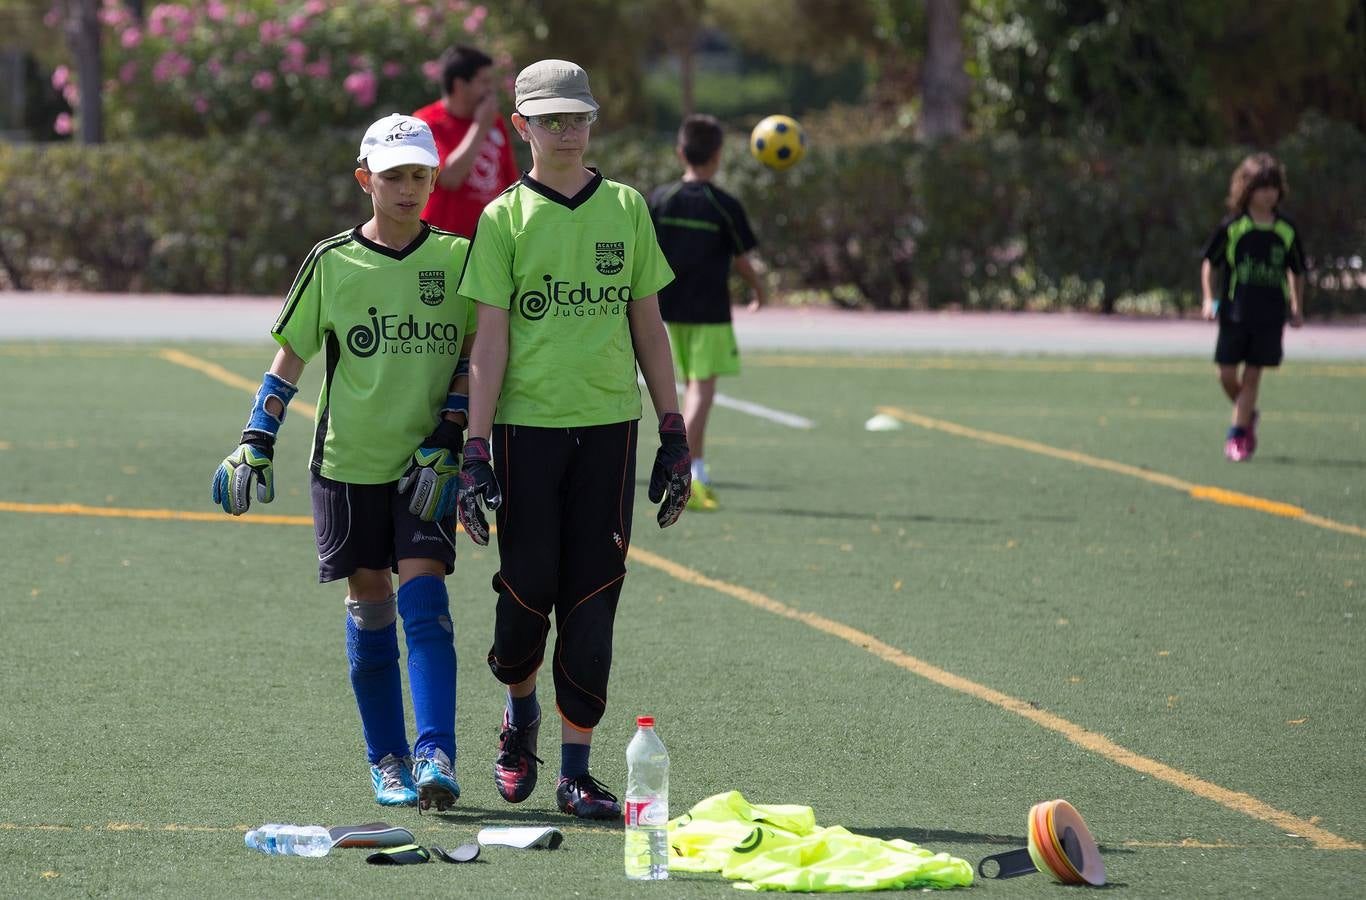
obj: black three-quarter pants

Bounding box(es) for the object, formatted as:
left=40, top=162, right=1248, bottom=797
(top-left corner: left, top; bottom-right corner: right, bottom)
left=486, top=420, right=638, bottom=730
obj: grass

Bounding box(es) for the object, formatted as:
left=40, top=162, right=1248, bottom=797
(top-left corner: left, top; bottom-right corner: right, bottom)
left=1, top=340, right=1363, bottom=898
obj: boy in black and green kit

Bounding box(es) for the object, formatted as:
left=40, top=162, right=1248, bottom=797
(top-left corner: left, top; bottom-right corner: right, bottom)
left=649, top=114, right=767, bottom=511
left=455, top=59, right=691, bottom=819
left=1200, top=152, right=1306, bottom=462
left=211, top=114, right=475, bottom=813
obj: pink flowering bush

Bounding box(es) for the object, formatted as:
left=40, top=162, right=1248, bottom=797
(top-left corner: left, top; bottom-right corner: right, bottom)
left=54, top=0, right=505, bottom=138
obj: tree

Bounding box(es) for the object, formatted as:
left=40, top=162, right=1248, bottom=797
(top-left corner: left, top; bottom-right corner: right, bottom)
left=653, top=0, right=707, bottom=116
left=1199, top=0, right=1366, bottom=143
left=969, top=0, right=1366, bottom=145
left=495, top=0, right=661, bottom=123
left=61, top=0, right=102, bottom=143
left=920, top=0, right=968, bottom=140
left=712, top=0, right=963, bottom=137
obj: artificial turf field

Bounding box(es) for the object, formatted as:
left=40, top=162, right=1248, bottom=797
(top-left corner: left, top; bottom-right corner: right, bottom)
left=1, top=340, right=1363, bottom=899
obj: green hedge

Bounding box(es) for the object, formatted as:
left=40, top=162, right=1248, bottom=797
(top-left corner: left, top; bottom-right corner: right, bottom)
left=2, top=116, right=1363, bottom=315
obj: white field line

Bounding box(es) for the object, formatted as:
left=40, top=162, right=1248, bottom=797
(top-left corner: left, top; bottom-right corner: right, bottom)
left=711, top=391, right=814, bottom=429
left=637, top=375, right=815, bottom=429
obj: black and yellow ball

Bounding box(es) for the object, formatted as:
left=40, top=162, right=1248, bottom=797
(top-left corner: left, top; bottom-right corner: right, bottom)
left=749, top=115, right=806, bottom=171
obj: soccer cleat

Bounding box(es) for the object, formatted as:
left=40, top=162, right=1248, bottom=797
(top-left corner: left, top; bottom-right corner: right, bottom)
left=555, top=773, right=621, bottom=820
left=369, top=753, right=418, bottom=807
left=1224, top=434, right=1252, bottom=462
left=413, top=747, right=460, bottom=812
left=493, top=712, right=542, bottom=803
left=686, top=481, right=719, bottom=512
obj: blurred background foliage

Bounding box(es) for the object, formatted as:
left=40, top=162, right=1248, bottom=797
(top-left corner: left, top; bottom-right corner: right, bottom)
left=2, top=0, right=1363, bottom=313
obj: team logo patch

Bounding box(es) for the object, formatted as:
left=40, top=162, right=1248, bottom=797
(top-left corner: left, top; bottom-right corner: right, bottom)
left=418, top=270, right=445, bottom=307
left=595, top=241, right=625, bottom=276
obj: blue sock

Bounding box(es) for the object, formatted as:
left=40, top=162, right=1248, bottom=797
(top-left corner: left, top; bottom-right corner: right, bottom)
left=561, top=742, right=590, bottom=779
left=398, top=575, right=456, bottom=760
left=346, top=617, right=409, bottom=764
left=1227, top=426, right=1247, bottom=439
left=507, top=689, right=540, bottom=728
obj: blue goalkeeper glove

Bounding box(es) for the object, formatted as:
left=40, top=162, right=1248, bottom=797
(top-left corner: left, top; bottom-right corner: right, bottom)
left=648, top=412, right=691, bottom=528
left=212, top=432, right=276, bottom=516
left=398, top=419, right=465, bottom=522
left=456, top=436, right=501, bottom=546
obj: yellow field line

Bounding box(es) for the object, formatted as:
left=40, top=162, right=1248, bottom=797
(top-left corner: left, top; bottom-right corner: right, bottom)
left=0, top=822, right=243, bottom=833
left=751, top=354, right=1366, bottom=378
left=0, top=501, right=475, bottom=535
left=1, top=497, right=1358, bottom=850
left=156, top=348, right=316, bottom=417
left=878, top=406, right=1366, bottom=540
left=627, top=546, right=1362, bottom=851
left=905, top=406, right=1364, bottom=426
left=0, top=501, right=312, bottom=526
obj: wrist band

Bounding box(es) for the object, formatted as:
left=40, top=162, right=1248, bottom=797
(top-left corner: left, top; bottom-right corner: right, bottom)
left=441, top=392, right=469, bottom=416
left=245, top=372, right=299, bottom=437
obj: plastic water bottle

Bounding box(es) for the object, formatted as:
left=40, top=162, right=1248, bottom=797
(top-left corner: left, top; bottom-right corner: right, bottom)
left=624, top=715, right=669, bottom=880
left=244, top=823, right=332, bottom=857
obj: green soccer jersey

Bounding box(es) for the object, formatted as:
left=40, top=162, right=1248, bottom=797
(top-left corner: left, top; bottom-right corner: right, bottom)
left=271, top=223, right=477, bottom=484
left=457, top=171, right=674, bottom=427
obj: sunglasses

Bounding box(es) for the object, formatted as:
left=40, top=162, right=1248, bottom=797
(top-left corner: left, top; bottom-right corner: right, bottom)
left=526, top=112, right=598, bottom=134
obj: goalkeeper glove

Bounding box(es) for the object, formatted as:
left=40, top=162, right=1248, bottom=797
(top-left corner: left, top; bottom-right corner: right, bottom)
left=211, top=371, right=297, bottom=516
left=398, top=419, right=465, bottom=522
left=212, top=431, right=276, bottom=516
left=648, top=412, right=691, bottom=528
left=456, top=436, right=501, bottom=546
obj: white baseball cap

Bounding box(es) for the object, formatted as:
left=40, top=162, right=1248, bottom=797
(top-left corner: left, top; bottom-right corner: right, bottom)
left=357, top=113, right=440, bottom=172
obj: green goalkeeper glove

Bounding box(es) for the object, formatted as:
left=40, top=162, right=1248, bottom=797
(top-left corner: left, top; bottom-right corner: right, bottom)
left=398, top=419, right=465, bottom=522
left=212, top=433, right=275, bottom=516
left=212, top=372, right=297, bottom=516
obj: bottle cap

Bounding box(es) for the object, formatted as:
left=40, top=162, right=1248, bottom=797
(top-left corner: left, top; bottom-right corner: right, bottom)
left=636, top=715, right=655, bottom=727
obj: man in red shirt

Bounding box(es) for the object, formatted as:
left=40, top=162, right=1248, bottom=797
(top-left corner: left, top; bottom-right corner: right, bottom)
left=414, top=46, right=520, bottom=237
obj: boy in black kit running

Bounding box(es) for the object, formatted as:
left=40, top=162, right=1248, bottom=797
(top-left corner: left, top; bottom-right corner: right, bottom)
left=649, top=114, right=767, bottom=510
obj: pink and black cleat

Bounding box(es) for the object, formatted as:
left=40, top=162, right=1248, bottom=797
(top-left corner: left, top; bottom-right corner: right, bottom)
left=493, top=711, right=542, bottom=803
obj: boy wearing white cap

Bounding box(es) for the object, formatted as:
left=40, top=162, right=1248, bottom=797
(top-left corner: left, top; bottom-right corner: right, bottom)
left=455, top=60, right=691, bottom=819
left=211, top=114, right=477, bottom=812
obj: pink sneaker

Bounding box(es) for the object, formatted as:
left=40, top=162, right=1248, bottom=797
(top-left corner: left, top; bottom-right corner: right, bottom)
left=1224, top=435, right=1251, bottom=462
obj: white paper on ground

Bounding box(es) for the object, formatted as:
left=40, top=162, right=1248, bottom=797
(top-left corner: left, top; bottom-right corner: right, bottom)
left=864, top=413, right=904, bottom=432
left=476, top=826, right=564, bottom=849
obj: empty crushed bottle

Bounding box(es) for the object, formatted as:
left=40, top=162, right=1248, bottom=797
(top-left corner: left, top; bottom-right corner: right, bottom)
left=244, top=823, right=333, bottom=857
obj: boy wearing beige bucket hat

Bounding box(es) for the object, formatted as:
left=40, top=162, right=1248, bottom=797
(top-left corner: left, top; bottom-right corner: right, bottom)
left=456, top=60, right=692, bottom=819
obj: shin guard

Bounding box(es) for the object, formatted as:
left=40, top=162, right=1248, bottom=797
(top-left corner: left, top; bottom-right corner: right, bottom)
left=398, top=575, right=457, bottom=761
left=345, top=595, right=409, bottom=763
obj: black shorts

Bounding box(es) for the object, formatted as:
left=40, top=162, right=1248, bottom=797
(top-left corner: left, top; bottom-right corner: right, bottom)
left=310, top=472, right=456, bottom=583
left=1215, top=321, right=1283, bottom=367
left=486, top=420, right=638, bottom=728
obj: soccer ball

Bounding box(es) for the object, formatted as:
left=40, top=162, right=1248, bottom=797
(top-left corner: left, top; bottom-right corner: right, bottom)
left=750, top=115, right=806, bottom=171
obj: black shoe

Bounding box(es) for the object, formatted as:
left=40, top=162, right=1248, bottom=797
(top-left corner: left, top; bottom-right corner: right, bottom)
left=555, top=773, right=621, bottom=820
left=493, top=711, right=542, bottom=803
